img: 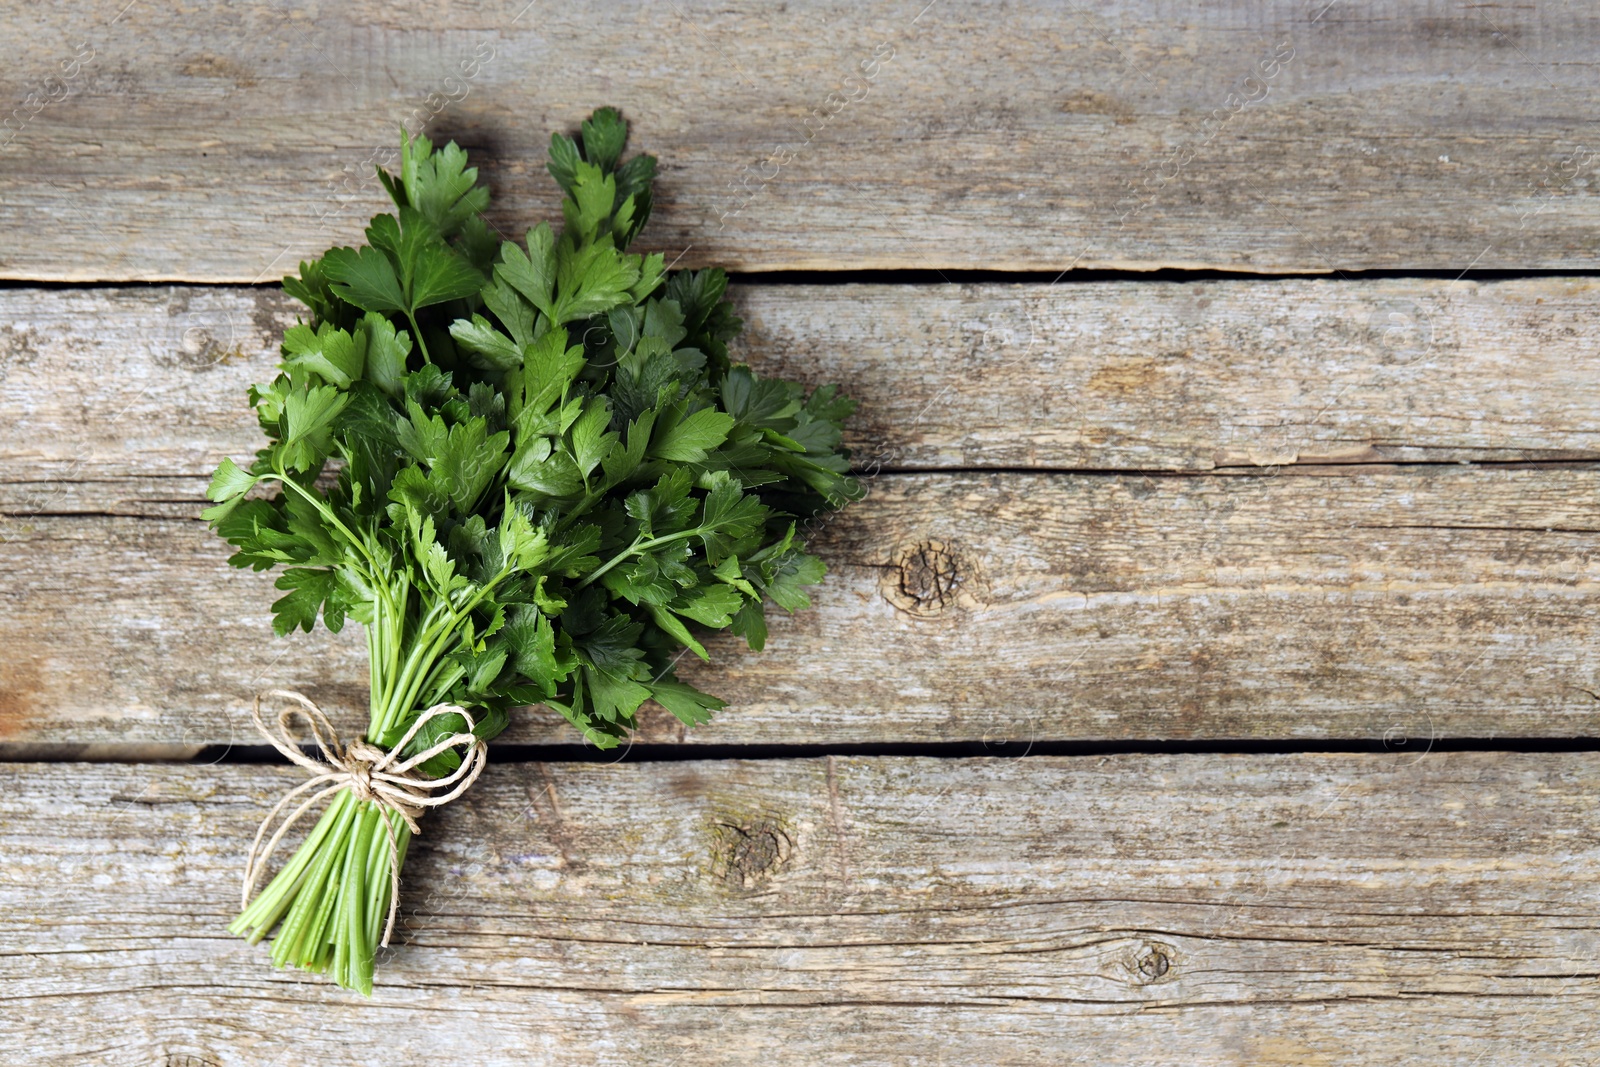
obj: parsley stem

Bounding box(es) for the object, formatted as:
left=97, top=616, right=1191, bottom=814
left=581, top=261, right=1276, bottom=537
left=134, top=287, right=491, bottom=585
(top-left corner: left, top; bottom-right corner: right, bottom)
left=552, top=487, right=604, bottom=535
left=373, top=600, right=451, bottom=742
left=405, top=310, right=432, bottom=364
left=267, top=469, right=411, bottom=728
left=372, top=584, right=405, bottom=715
left=271, top=468, right=389, bottom=587
left=381, top=567, right=515, bottom=741
left=578, top=527, right=704, bottom=589
left=368, top=587, right=411, bottom=737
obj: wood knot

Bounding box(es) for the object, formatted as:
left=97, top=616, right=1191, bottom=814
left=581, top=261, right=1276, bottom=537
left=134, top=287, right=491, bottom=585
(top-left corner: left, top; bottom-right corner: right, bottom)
left=1137, top=946, right=1170, bottom=979
left=881, top=539, right=980, bottom=617
left=164, top=293, right=244, bottom=370
left=712, top=818, right=792, bottom=889
left=1129, top=940, right=1178, bottom=985
left=1365, top=298, right=1433, bottom=363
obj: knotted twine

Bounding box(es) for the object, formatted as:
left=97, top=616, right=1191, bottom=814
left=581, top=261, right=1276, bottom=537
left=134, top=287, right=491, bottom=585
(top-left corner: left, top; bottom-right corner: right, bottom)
left=243, top=689, right=489, bottom=946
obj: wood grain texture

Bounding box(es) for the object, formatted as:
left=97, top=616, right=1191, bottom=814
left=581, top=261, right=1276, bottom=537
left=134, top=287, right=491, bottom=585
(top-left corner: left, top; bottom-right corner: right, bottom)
left=4, top=277, right=1600, bottom=508
left=2, top=2, right=1598, bottom=280
left=5, top=467, right=1600, bottom=749
left=2, top=754, right=1596, bottom=1065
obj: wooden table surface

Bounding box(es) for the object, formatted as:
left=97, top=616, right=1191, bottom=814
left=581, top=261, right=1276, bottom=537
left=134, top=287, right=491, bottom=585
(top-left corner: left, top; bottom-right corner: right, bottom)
left=2, top=2, right=1597, bottom=1064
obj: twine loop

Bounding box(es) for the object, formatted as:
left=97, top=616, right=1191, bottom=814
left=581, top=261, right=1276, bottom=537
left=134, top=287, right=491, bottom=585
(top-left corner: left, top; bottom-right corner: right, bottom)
left=243, top=689, right=489, bottom=946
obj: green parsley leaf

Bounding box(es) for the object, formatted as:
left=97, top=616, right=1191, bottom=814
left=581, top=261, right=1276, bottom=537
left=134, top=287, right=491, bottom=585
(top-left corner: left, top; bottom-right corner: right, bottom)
left=323, top=244, right=407, bottom=316
left=653, top=404, right=735, bottom=462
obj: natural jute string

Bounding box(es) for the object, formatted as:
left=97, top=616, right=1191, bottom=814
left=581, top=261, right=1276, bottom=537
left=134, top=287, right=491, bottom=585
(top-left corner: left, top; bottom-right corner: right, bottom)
left=243, top=689, right=489, bottom=946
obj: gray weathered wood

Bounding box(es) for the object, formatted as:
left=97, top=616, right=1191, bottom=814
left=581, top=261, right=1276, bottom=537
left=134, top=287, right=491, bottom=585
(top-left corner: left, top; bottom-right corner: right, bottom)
left=2, top=2, right=1598, bottom=279
left=4, top=278, right=1600, bottom=508
left=5, top=467, right=1600, bottom=750
left=1, top=754, right=1596, bottom=1065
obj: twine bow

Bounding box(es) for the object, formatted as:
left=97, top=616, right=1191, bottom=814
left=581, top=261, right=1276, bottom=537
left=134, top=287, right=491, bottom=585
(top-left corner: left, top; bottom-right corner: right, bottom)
left=243, top=689, right=489, bottom=946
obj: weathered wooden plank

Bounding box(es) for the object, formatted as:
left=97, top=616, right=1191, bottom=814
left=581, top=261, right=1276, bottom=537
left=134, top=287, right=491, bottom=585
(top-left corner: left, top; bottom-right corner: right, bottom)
left=4, top=278, right=1600, bottom=508
left=3, top=2, right=1598, bottom=279
left=4, top=467, right=1599, bottom=749
left=1, top=754, right=1596, bottom=1065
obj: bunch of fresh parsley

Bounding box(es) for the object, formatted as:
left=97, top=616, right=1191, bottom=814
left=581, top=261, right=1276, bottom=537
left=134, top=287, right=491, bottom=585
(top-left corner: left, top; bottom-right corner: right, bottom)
left=205, top=108, right=859, bottom=992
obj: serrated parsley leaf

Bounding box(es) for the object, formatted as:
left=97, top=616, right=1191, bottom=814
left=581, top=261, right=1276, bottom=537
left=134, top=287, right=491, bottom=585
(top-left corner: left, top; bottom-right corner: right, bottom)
left=207, top=456, right=257, bottom=503
left=647, top=679, right=725, bottom=726
left=449, top=314, right=522, bottom=371
left=553, top=237, right=640, bottom=323
left=396, top=206, right=484, bottom=310
left=653, top=405, right=735, bottom=462
left=271, top=568, right=343, bottom=636
left=323, top=244, right=407, bottom=315
left=671, top=583, right=744, bottom=627
left=496, top=223, right=558, bottom=323
left=280, top=381, right=350, bottom=471
left=281, top=322, right=367, bottom=388
left=398, top=129, right=491, bottom=237
left=568, top=398, right=617, bottom=479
